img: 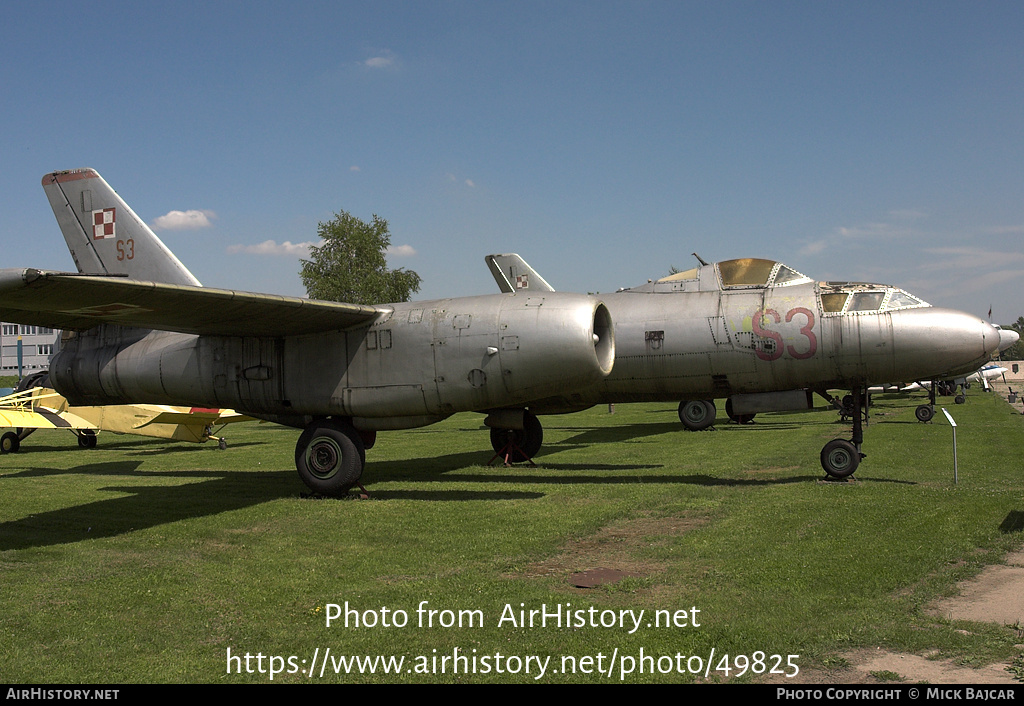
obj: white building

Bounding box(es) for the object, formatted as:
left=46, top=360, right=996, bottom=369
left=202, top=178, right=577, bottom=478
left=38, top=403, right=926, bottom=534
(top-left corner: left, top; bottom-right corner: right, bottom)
left=0, top=323, right=60, bottom=373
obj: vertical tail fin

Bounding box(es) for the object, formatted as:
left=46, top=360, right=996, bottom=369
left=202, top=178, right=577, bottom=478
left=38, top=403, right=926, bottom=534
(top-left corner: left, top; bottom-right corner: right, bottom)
left=484, top=253, right=556, bottom=294
left=41, top=169, right=201, bottom=287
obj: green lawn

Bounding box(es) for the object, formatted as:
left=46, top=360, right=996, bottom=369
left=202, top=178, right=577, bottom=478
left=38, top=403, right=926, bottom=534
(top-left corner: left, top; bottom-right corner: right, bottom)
left=1, top=390, right=1021, bottom=683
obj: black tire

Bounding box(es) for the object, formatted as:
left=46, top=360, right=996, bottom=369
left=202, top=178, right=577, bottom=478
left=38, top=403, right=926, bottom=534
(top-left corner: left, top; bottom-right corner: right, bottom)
left=489, top=410, right=543, bottom=463
left=14, top=371, right=50, bottom=393
left=77, top=430, right=97, bottom=448
left=725, top=398, right=756, bottom=424
left=820, top=439, right=859, bottom=478
left=915, top=405, right=935, bottom=423
left=295, top=420, right=365, bottom=496
left=1, top=431, right=20, bottom=454
left=678, top=399, right=716, bottom=430
left=954, top=394, right=965, bottom=405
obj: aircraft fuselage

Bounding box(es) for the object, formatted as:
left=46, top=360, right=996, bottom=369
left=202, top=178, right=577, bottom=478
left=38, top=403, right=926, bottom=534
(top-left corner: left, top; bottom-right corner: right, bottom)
left=51, top=292, right=615, bottom=432
left=524, top=260, right=999, bottom=412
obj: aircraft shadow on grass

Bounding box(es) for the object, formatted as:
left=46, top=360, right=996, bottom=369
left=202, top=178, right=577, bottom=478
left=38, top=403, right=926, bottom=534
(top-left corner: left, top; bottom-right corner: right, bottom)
left=3, top=408, right=924, bottom=550
left=0, top=451, right=559, bottom=550
left=999, top=511, right=1024, bottom=534
left=13, top=436, right=265, bottom=457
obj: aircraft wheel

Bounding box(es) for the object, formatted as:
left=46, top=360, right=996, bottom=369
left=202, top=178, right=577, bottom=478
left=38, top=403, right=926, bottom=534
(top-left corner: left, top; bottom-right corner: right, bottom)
left=77, top=430, right=97, bottom=449
left=359, top=429, right=377, bottom=451
left=820, top=439, right=859, bottom=478
left=218, top=438, right=227, bottom=450
left=15, top=370, right=50, bottom=393
left=1, top=431, right=20, bottom=454
left=295, top=420, right=365, bottom=496
left=725, top=398, right=756, bottom=424
left=678, top=399, right=716, bottom=430
left=954, top=394, right=966, bottom=405
left=915, top=405, right=935, bottom=423
left=489, top=410, right=543, bottom=463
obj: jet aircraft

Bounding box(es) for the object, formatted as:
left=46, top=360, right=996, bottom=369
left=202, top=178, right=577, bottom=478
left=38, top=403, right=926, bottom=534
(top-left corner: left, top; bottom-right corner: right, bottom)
left=485, top=253, right=1006, bottom=478
left=0, top=169, right=615, bottom=496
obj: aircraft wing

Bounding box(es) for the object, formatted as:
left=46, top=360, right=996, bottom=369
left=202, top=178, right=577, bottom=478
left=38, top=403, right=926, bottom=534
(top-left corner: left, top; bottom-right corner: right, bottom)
left=0, top=407, right=98, bottom=430
left=0, top=390, right=97, bottom=430
left=134, top=407, right=254, bottom=428
left=0, top=269, right=382, bottom=336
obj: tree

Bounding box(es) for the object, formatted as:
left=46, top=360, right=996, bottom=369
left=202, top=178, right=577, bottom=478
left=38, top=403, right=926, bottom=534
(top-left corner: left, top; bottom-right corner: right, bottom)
left=1000, top=316, right=1024, bottom=360
left=300, top=210, right=421, bottom=305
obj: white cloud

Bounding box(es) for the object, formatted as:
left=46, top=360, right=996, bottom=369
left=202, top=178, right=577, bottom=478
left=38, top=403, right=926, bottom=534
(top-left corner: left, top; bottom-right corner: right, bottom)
left=836, top=222, right=908, bottom=239
left=888, top=209, right=927, bottom=220
left=226, top=239, right=317, bottom=256
left=363, top=51, right=397, bottom=69
left=921, top=247, right=1024, bottom=272
left=350, top=165, right=361, bottom=172
left=387, top=244, right=417, bottom=257
left=151, top=209, right=216, bottom=230
left=983, top=224, right=1024, bottom=235
left=464, top=179, right=475, bottom=188
left=226, top=239, right=416, bottom=258
left=798, top=239, right=828, bottom=256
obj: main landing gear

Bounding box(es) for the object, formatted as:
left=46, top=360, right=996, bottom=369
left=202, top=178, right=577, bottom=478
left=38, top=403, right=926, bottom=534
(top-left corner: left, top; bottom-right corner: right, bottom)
left=295, top=418, right=366, bottom=497
left=489, top=410, right=543, bottom=466
left=678, top=400, right=717, bottom=431
left=820, top=386, right=867, bottom=479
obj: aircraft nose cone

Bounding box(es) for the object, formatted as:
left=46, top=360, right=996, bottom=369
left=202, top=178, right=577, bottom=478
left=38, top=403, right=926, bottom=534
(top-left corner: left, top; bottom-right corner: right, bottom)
left=891, top=308, right=1000, bottom=381
left=999, top=327, right=1020, bottom=352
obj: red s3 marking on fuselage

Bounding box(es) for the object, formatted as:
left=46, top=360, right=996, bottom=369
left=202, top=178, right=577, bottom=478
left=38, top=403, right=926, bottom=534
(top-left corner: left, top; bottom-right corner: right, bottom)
left=752, top=307, right=817, bottom=361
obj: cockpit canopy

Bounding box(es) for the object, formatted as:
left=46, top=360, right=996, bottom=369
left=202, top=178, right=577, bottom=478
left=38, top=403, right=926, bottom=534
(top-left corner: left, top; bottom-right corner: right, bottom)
left=819, top=282, right=929, bottom=315
left=646, top=258, right=931, bottom=315
left=716, top=259, right=812, bottom=288
left=651, top=258, right=812, bottom=292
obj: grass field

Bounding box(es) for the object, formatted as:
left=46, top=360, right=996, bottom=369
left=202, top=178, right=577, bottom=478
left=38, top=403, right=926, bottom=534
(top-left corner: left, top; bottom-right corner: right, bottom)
left=1, top=390, right=1022, bottom=683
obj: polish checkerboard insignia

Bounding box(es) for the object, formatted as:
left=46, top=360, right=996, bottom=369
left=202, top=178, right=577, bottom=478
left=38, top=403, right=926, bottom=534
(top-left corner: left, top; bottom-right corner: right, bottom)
left=515, top=274, right=529, bottom=289
left=92, top=208, right=115, bottom=239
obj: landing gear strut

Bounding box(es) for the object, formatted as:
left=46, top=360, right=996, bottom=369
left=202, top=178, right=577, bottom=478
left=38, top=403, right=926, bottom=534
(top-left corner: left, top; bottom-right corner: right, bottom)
left=820, top=386, right=866, bottom=479
left=915, top=381, right=937, bottom=423
left=295, top=419, right=365, bottom=496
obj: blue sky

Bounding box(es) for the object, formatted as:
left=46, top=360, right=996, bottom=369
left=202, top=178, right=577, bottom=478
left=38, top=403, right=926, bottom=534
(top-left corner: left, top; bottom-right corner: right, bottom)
left=3, top=1, right=1022, bottom=321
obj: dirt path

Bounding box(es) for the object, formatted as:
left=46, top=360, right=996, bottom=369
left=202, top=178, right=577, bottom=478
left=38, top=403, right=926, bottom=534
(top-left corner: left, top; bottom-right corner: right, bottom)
left=767, top=548, right=1024, bottom=684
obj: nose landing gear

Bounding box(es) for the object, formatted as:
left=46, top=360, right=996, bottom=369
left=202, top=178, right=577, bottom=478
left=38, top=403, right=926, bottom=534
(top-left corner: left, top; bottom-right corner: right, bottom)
left=821, top=386, right=866, bottom=479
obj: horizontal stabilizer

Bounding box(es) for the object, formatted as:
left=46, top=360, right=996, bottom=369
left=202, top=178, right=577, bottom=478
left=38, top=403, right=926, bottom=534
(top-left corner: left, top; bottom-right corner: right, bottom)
left=137, top=409, right=253, bottom=428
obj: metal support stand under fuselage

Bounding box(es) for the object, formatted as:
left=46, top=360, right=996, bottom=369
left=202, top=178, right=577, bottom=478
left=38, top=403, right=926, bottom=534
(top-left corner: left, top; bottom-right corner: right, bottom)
left=488, top=432, right=538, bottom=468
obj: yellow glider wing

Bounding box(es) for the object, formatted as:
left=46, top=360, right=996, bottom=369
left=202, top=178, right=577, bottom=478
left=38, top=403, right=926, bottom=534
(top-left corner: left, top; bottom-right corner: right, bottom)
left=0, top=389, right=97, bottom=430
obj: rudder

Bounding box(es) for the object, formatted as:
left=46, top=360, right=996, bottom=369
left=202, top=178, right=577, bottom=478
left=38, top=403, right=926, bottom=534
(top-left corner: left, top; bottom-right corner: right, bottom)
left=484, top=253, right=556, bottom=293
left=42, top=169, right=201, bottom=286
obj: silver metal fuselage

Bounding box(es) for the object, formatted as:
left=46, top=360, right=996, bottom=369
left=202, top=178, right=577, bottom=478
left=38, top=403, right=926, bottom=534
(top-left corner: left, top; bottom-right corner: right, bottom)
left=51, top=292, right=615, bottom=431
left=526, top=261, right=1000, bottom=411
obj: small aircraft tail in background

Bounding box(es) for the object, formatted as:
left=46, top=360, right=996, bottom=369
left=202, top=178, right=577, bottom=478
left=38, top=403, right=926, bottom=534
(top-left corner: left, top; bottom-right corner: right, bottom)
left=485, top=253, right=556, bottom=294
left=41, top=169, right=201, bottom=287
